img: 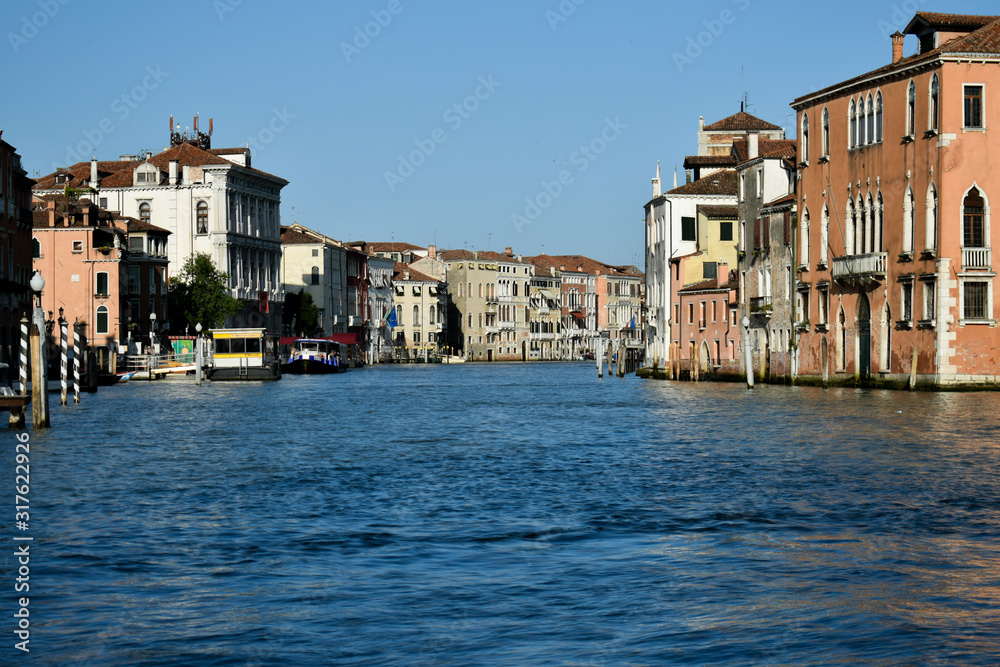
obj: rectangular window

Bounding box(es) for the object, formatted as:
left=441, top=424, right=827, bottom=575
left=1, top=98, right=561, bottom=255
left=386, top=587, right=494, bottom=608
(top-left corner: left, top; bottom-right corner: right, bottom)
left=964, top=281, right=989, bottom=320
left=720, top=222, right=733, bottom=242
left=100, top=197, right=108, bottom=209
left=674, top=304, right=680, bottom=324
left=130, top=237, right=143, bottom=253
left=703, top=262, right=717, bottom=281
left=924, top=280, right=936, bottom=321
left=818, top=287, right=828, bottom=324
left=96, top=272, right=109, bottom=296
left=681, top=217, right=696, bottom=242
left=688, top=303, right=694, bottom=324
left=965, top=85, right=984, bottom=128
left=901, top=282, right=913, bottom=322
left=72, top=240, right=83, bottom=253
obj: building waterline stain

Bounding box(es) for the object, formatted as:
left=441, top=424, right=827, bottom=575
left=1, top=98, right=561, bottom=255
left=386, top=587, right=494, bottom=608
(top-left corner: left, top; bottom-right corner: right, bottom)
left=23, top=363, right=1000, bottom=665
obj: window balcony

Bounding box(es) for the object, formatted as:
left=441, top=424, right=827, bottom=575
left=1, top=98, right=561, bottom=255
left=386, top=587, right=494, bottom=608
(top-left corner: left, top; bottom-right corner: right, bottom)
left=832, top=252, right=887, bottom=286
left=749, top=296, right=772, bottom=315
left=962, top=247, right=992, bottom=270
left=128, top=284, right=141, bottom=295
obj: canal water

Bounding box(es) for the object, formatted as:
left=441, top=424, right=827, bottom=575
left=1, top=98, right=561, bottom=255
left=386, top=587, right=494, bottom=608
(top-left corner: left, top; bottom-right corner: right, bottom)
left=14, top=363, right=1000, bottom=665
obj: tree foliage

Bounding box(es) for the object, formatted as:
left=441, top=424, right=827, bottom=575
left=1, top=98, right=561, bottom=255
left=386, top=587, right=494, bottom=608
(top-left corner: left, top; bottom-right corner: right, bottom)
left=283, top=289, right=320, bottom=337
left=168, top=253, right=242, bottom=331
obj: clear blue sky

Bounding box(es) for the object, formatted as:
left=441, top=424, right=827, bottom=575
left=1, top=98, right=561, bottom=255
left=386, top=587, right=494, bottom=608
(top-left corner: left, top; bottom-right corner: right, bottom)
left=3, top=0, right=997, bottom=267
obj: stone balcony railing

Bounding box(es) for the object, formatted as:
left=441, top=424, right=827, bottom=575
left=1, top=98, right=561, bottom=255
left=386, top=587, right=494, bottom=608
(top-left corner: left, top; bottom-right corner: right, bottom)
left=962, top=247, right=992, bottom=270
left=832, top=252, right=887, bottom=285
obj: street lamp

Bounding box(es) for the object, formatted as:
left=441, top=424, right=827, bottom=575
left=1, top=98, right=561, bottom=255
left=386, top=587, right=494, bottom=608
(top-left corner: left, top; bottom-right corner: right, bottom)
left=30, top=271, right=44, bottom=309
left=742, top=315, right=754, bottom=389
left=149, top=311, right=157, bottom=353
left=195, top=322, right=203, bottom=385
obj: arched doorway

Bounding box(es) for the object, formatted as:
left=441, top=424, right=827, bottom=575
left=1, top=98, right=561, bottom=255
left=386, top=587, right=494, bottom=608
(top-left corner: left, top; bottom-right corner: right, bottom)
left=699, top=340, right=712, bottom=374
left=857, top=293, right=871, bottom=384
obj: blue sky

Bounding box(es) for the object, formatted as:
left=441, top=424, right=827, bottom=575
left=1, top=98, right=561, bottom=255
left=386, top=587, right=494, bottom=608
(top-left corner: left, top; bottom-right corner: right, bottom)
left=3, top=0, right=997, bottom=266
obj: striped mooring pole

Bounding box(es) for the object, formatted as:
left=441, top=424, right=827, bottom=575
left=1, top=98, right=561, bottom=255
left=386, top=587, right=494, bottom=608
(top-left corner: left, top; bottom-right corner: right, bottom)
left=60, top=318, right=68, bottom=405
left=19, top=316, right=29, bottom=396
left=73, top=323, right=81, bottom=404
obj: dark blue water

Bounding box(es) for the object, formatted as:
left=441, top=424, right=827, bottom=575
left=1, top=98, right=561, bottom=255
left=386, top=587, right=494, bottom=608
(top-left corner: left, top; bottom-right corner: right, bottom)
left=9, top=363, right=1000, bottom=665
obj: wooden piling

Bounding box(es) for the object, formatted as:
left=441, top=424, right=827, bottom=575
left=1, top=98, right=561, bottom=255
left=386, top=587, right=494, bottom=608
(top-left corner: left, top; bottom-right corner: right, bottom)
left=73, top=325, right=82, bottom=403
left=18, top=316, right=28, bottom=396
left=909, top=347, right=918, bottom=391
left=30, top=317, right=49, bottom=428
left=60, top=319, right=68, bottom=405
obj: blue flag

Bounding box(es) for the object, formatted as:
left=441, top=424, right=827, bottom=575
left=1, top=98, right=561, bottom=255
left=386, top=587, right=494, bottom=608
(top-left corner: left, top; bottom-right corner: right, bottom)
left=629, top=315, right=636, bottom=329
left=386, top=308, right=398, bottom=328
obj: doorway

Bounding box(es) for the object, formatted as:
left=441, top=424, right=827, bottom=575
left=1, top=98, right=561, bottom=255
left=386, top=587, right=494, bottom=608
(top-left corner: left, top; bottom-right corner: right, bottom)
left=857, top=294, right=871, bottom=385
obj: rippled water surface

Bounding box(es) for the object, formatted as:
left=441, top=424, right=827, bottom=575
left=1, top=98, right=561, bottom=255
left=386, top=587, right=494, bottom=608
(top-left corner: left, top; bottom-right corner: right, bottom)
left=14, top=363, right=1000, bottom=665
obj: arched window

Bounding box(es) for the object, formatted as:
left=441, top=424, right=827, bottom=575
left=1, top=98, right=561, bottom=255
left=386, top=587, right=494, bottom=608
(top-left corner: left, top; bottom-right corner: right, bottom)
left=458, top=282, right=464, bottom=298
left=822, top=106, right=830, bottom=157
left=801, top=113, right=810, bottom=162
left=902, top=187, right=915, bottom=254
left=800, top=208, right=810, bottom=267
left=929, top=74, right=940, bottom=132
left=849, top=99, right=857, bottom=148
left=837, top=307, right=847, bottom=370
left=820, top=204, right=829, bottom=266
left=858, top=196, right=867, bottom=254
left=311, top=266, right=320, bottom=285
left=963, top=187, right=986, bottom=248
left=478, top=283, right=483, bottom=298
left=847, top=199, right=856, bottom=255
left=867, top=193, right=875, bottom=254
left=926, top=183, right=938, bottom=253
left=467, top=313, right=472, bottom=328
left=429, top=305, right=435, bottom=325
left=96, top=306, right=109, bottom=335
left=907, top=80, right=916, bottom=137
left=413, top=305, right=420, bottom=326
left=467, top=283, right=472, bottom=299
left=32, top=238, right=40, bottom=259
left=875, top=92, right=883, bottom=142
left=876, top=191, right=884, bottom=252
left=196, top=201, right=209, bottom=234
left=139, top=202, right=151, bottom=224
left=478, top=313, right=483, bottom=328
left=866, top=95, right=874, bottom=144
left=513, top=282, right=519, bottom=297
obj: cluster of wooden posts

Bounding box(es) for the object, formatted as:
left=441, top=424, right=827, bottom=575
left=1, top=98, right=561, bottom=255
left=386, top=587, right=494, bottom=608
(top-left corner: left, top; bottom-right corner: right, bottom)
left=595, top=341, right=641, bottom=378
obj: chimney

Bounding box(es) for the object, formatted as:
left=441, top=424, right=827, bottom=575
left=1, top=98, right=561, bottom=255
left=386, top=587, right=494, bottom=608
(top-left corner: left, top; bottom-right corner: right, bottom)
left=686, top=170, right=692, bottom=184
left=89, top=158, right=98, bottom=189
left=673, top=165, right=679, bottom=189
left=550, top=267, right=556, bottom=277
left=717, top=263, right=729, bottom=288
left=892, top=31, right=904, bottom=64
left=404, top=270, right=410, bottom=281
left=427, top=244, right=437, bottom=259
left=749, top=132, right=759, bottom=160
left=504, top=246, right=513, bottom=256
left=699, top=115, right=705, bottom=131
left=169, top=160, right=179, bottom=185
left=182, top=164, right=190, bottom=185
left=652, top=161, right=661, bottom=198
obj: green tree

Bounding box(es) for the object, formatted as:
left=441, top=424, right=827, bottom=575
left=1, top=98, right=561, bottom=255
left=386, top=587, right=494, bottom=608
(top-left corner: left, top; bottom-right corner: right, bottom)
left=283, top=289, right=320, bottom=337
left=168, top=253, right=242, bottom=331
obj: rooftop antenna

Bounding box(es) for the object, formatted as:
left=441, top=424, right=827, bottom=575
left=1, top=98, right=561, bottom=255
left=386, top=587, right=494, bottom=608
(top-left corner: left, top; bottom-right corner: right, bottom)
left=741, top=67, right=744, bottom=112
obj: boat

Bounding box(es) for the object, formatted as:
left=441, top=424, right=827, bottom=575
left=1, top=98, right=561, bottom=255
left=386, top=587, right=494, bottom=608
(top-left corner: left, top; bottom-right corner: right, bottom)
left=281, top=339, right=348, bottom=374
left=441, top=355, right=466, bottom=364
left=207, top=329, right=282, bottom=381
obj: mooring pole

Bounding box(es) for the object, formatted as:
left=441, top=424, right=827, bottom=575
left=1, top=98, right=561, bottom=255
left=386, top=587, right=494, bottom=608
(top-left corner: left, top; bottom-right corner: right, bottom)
left=59, top=316, right=68, bottom=405
left=743, top=316, right=754, bottom=389
left=73, top=322, right=82, bottom=403
left=19, top=316, right=29, bottom=396
left=30, top=314, right=49, bottom=428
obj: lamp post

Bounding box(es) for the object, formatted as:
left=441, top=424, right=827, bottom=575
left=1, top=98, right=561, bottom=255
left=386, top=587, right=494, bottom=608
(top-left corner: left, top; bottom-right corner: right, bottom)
left=29, top=271, right=50, bottom=427
left=742, top=315, right=754, bottom=389
left=195, top=322, right=203, bottom=386
left=149, top=311, right=157, bottom=353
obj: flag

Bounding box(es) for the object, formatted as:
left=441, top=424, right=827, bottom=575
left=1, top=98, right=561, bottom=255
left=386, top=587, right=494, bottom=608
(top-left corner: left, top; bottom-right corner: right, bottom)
left=386, top=308, right=398, bottom=328
left=629, top=315, right=636, bottom=329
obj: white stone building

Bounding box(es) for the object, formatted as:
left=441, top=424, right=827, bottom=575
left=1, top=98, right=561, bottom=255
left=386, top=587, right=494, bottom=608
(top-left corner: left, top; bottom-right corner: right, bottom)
left=33, top=120, right=288, bottom=331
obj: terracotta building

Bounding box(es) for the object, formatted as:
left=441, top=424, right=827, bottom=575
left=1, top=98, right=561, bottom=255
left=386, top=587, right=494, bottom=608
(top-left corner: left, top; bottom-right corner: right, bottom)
left=792, top=12, right=1000, bottom=387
